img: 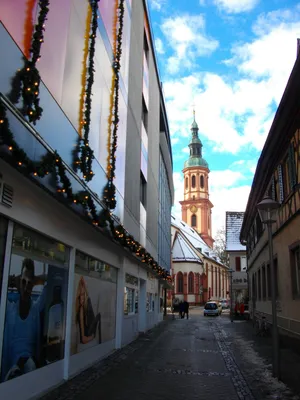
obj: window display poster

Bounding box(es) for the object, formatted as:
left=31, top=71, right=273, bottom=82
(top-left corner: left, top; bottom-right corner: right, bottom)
left=70, top=274, right=117, bottom=355
left=1, top=253, right=68, bottom=382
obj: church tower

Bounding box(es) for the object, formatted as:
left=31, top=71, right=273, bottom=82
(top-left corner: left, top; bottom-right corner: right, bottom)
left=179, top=113, right=214, bottom=248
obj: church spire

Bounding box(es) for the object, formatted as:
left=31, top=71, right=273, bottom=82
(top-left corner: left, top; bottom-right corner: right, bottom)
left=184, top=111, right=208, bottom=168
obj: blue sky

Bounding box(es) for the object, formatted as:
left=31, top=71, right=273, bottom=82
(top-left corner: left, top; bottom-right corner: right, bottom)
left=147, top=0, right=300, bottom=235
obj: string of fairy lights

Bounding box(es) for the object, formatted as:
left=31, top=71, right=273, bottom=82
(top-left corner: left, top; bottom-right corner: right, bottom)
left=0, top=0, right=171, bottom=283
left=73, top=0, right=99, bottom=182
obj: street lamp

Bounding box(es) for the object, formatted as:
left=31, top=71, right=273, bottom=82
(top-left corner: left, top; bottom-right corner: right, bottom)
left=257, top=195, right=280, bottom=379
left=228, top=268, right=233, bottom=322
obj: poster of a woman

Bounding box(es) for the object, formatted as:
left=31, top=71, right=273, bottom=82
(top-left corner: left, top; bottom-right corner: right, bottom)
left=75, top=276, right=101, bottom=348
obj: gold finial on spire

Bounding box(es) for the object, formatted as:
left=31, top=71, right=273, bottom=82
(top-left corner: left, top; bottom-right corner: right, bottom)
left=192, top=101, right=196, bottom=120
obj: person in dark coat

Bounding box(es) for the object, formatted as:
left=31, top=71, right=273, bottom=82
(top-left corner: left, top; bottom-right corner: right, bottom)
left=179, top=301, right=184, bottom=319
left=183, top=301, right=189, bottom=319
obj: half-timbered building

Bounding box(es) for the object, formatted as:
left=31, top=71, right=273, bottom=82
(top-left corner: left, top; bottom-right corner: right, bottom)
left=240, top=46, right=300, bottom=341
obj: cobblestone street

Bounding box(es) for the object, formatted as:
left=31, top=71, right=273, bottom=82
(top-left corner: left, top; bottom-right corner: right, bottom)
left=42, top=309, right=299, bottom=400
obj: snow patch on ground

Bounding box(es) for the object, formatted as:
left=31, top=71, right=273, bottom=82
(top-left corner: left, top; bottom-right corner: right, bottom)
left=234, top=335, right=299, bottom=400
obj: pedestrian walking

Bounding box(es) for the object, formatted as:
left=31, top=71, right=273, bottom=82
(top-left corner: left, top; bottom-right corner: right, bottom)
left=179, top=301, right=184, bottom=319
left=183, top=300, right=189, bottom=319
left=240, top=301, right=245, bottom=318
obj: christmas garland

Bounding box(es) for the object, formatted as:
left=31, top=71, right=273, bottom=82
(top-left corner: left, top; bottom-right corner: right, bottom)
left=103, top=0, right=125, bottom=210
left=73, top=0, right=100, bottom=182
left=8, top=0, right=50, bottom=124
left=0, top=103, right=171, bottom=282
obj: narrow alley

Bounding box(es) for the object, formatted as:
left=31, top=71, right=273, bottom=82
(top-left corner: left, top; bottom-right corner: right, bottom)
left=41, top=309, right=300, bottom=400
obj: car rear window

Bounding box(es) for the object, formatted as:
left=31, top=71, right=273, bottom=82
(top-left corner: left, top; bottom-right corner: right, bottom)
left=205, top=303, right=217, bottom=310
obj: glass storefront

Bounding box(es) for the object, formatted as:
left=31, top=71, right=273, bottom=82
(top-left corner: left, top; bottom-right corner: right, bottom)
left=70, top=251, right=117, bottom=355
left=0, top=218, right=118, bottom=387
left=1, top=223, right=69, bottom=382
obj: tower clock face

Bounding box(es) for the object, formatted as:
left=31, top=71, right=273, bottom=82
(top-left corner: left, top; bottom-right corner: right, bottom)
left=190, top=205, right=197, bottom=213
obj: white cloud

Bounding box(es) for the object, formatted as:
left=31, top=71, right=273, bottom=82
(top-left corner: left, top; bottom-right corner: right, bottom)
left=214, top=0, right=259, bottom=14
left=148, top=0, right=165, bottom=11
left=172, top=172, right=184, bottom=219
left=210, top=185, right=251, bottom=236
left=161, top=15, right=219, bottom=74
left=155, top=38, right=164, bottom=54
left=162, top=5, right=300, bottom=154
left=210, top=169, right=244, bottom=190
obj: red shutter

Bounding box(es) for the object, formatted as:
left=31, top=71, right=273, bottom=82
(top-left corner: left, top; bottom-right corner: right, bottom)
left=235, top=257, right=241, bottom=272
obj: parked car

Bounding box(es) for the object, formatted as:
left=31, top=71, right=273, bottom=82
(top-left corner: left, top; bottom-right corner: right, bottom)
left=203, top=301, right=221, bottom=316
left=220, top=299, right=229, bottom=309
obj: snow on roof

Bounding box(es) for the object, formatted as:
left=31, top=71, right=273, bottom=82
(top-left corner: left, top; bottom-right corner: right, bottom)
left=171, top=214, right=224, bottom=264
left=225, top=211, right=246, bottom=251
left=172, top=232, right=203, bottom=263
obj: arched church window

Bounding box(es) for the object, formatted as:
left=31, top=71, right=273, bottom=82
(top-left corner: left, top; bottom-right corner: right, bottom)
left=191, top=214, right=197, bottom=227
left=188, top=272, right=194, bottom=293
left=177, top=272, right=183, bottom=293
left=192, top=175, right=196, bottom=188
left=185, top=177, right=188, bottom=189
left=200, top=175, right=204, bottom=188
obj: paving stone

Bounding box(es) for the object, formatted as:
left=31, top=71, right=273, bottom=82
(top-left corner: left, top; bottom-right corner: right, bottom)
left=40, top=309, right=298, bottom=400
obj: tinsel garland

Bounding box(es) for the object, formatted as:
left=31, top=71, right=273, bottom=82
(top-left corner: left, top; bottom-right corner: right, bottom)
left=8, top=0, right=50, bottom=124
left=73, top=0, right=100, bottom=182
left=0, top=103, right=171, bottom=282
left=103, top=0, right=125, bottom=210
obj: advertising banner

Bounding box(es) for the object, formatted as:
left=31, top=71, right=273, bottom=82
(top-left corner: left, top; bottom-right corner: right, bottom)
left=70, top=273, right=116, bottom=355
left=1, top=253, right=68, bottom=382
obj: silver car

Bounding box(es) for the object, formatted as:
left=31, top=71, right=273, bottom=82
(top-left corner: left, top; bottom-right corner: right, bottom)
left=203, top=301, right=220, bottom=316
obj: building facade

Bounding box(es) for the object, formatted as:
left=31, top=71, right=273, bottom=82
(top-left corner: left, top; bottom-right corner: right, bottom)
left=225, top=212, right=248, bottom=305
left=171, top=215, right=229, bottom=306
left=0, top=1, right=173, bottom=398
left=240, top=46, right=300, bottom=340
left=179, top=114, right=214, bottom=248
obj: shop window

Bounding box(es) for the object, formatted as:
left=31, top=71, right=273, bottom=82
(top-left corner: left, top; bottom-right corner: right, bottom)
left=73, top=250, right=117, bottom=354
left=124, top=287, right=136, bottom=315
left=177, top=272, right=183, bottom=293
left=147, top=292, right=154, bottom=312
left=2, top=223, right=70, bottom=381
left=200, top=175, right=204, bottom=188
left=188, top=272, right=194, bottom=293
left=191, top=214, right=197, bottom=227
left=192, top=175, right=196, bottom=188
